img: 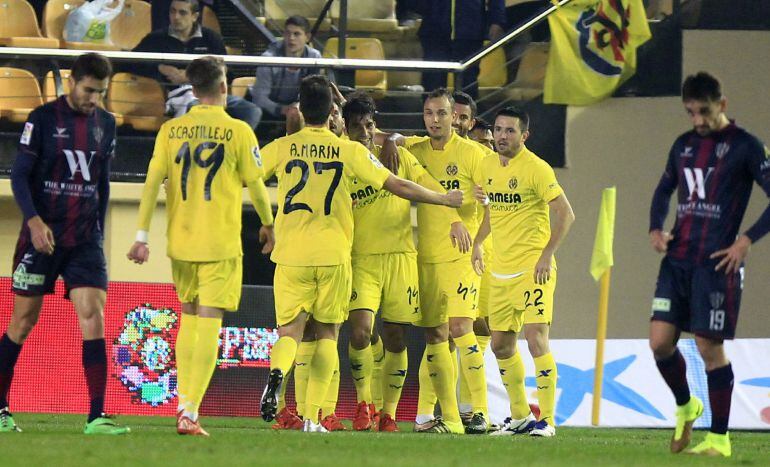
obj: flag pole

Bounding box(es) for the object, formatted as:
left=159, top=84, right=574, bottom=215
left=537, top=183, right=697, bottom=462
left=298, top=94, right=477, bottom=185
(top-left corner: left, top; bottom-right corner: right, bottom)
left=592, top=268, right=611, bottom=426
left=589, top=186, right=616, bottom=427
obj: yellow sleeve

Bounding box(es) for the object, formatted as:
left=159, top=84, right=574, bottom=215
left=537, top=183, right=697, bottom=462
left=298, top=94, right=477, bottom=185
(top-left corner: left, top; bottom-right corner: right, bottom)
left=533, top=161, right=564, bottom=203
left=261, top=141, right=279, bottom=180
left=399, top=147, right=428, bottom=183
left=136, top=128, right=169, bottom=232
left=468, top=146, right=485, bottom=186
left=238, top=125, right=264, bottom=184
left=246, top=178, right=274, bottom=226
left=350, top=145, right=391, bottom=190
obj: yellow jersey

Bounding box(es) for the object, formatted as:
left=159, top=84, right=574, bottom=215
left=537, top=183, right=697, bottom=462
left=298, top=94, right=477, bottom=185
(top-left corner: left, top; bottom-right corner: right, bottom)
left=404, top=135, right=429, bottom=147
left=409, top=131, right=485, bottom=263
left=479, top=146, right=564, bottom=272
left=137, top=105, right=271, bottom=262
left=351, top=145, right=428, bottom=256
left=262, top=126, right=392, bottom=266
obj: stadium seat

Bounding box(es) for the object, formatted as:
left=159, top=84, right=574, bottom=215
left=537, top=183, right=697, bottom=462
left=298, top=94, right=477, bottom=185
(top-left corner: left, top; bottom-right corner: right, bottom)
left=107, top=73, right=166, bottom=131
left=447, top=41, right=508, bottom=91
left=43, top=69, right=124, bottom=125
left=504, top=42, right=550, bottom=101
left=0, top=67, right=44, bottom=123
left=201, top=7, right=241, bottom=55
left=260, top=0, right=333, bottom=32
left=323, top=38, right=387, bottom=96
left=230, top=76, right=255, bottom=99
left=331, top=0, right=398, bottom=33
left=110, top=0, right=151, bottom=50
left=0, top=0, right=61, bottom=48
left=43, top=0, right=120, bottom=50
left=43, top=69, right=71, bottom=101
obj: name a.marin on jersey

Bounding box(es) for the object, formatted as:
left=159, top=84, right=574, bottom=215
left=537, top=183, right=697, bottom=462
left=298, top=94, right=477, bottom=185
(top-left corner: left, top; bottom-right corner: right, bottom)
left=168, top=125, right=234, bottom=141
left=290, top=143, right=341, bottom=159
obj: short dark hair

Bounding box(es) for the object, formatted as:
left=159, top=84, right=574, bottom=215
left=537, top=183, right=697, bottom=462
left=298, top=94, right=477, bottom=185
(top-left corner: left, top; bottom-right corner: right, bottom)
left=71, top=52, right=112, bottom=82
left=186, top=56, right=226, bottom=97
left=424, top=87, right=454, bottom=107
left=494, top=106, right=530, bottom=132
left=342, top=91, right=376, bottom=128
left=472, top=116, right=491, bottom=132
left=285, top=15, right=311, bottom=33
left=682, top=71, right=722, bottom=102
left=452, top=91, right=477, bottom=118
left=300, top=74, right=332, bottom=125
left=172, top=0, right=200, bottom=14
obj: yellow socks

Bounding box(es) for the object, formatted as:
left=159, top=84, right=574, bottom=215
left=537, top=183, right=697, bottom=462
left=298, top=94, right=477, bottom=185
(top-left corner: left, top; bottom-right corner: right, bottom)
left=382, top=349, right=408, bottom=417
left=175, top=313, right=198, bottom=412
left=270, top=336, right=298, bottom=376
left=497, top=352, right=530, bottom=419
left=425, top=342, right=461, bottom=424
left=348, top=343, right=373, bottom=403
left=534, top=353, right=558, bottom=423
left=185, top=317, right=222, bottom=416
left=371, top=338, right=385, bottom=411
left=321, top=355, right=340, bottom=417
left=305, top=339, right=337, bottom=423
left=454, top=332, right=488, bottom=415
left=294, top=341, right=316, bottom=417
left=477, top=335, right=491, bottom=355
left=277, top=364, right=291, bottom=412
left=416, top=348, right=437, bottom=419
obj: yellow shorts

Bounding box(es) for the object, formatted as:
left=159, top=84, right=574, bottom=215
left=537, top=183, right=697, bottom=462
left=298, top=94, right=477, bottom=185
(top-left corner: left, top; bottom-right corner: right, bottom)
left=171, top=257, right=242, bottom=311
left=416, top=258, right=479, bottom=328
left=274, top=261, right=351, bottom=326
left=488, top=269, right=556, bottom=333
left=349, top=253, right=421, bottom=324
left=477, top=268, right=491, bottom=319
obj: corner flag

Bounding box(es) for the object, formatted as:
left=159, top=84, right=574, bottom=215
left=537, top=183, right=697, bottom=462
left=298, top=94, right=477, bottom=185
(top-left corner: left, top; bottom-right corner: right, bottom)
left=590, top=187, right=616, bottom=281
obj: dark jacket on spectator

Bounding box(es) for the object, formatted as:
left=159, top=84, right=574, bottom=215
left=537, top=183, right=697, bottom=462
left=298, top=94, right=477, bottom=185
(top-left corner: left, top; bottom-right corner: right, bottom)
left=415, top=0, right=506, bottom=41
left=133, top=25, right=226, bottom=86
left=252, top=40, right=329, bottom=116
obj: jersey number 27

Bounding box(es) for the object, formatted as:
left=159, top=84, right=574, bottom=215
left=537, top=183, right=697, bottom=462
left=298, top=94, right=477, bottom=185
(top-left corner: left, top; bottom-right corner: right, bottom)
left=284, top=159, right=343, bottom=215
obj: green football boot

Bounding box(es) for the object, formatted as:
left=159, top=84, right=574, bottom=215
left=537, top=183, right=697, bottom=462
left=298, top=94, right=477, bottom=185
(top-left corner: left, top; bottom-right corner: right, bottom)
left=84, top=414, right=131, bottom=435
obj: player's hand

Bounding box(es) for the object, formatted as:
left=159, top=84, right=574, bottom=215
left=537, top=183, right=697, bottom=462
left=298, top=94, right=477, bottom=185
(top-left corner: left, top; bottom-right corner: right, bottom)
left=473, top=184, right=488, bottom=204
left=127, top=241, right=150, bottom=264
left=649, top=229, right=674, bottom=253
left=534, top=252, right=553, bottom=285
left=27, top=215, right=55, bottom=255
left=471, top=243, right=485, bottom=276
left=259, top=225, right=275, bottom=254
left=380, top=137, right=400, bottom=174
left=710, top=234, right=751, bottom=275
left=158, top=65, right=186, bottom=85
left=449, top=221, right=471, bottom=254
left=444, top=189, right=463, bottom=208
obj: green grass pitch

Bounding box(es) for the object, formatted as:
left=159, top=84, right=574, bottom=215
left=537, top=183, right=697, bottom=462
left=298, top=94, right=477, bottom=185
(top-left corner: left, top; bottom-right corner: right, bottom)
left=2, top=414, right=768, bottom=466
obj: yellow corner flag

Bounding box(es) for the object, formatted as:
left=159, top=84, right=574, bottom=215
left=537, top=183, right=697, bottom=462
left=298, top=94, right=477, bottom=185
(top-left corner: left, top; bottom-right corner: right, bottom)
left=590, top=186, right=616, bottom=281
left=591, top=186, right=616, bottom=426
left=544, top=0, right=652, bottom=105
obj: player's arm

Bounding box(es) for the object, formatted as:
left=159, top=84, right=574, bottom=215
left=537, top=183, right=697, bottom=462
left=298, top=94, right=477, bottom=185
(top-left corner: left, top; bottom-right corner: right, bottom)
left=11, top=111, right=55, bottom=255
left=472, top=206, right=491, bottom=275
left=534, top=193, right=575, bottom=285
left=127, top=135, right=169, bottom=264
left=240, top=133, right=275, bottom=254
left=383, top=174, right=462, bottom=207
left=711, top=140, right=770, bottom=273
left=245, top=178, right=275, bottom=254
left=373, top=130, right=403, bottom=174
left=649, top=144, right=679, bottom=253
left=97, top=125, right=117, bottom=234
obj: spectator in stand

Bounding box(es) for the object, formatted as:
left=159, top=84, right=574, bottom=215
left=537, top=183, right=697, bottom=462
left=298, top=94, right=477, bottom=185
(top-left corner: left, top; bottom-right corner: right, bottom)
left=416, top=0, right=506, bottom=98
left=133, top=0, right=261, bottom=129
left=251, top=15, right=331, bottom=136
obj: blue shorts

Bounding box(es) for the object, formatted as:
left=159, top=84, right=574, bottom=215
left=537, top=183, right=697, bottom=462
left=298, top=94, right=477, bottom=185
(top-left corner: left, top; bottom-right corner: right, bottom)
left=11, top=237, right=108, bottom=298
left=650, top=257, right=743, bottom=340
